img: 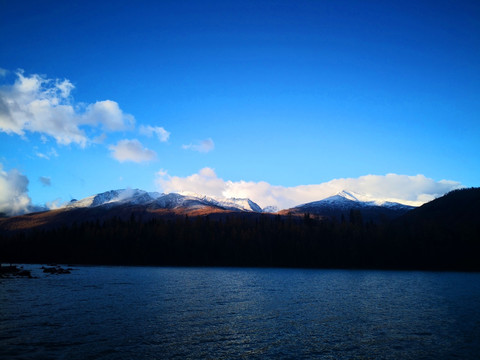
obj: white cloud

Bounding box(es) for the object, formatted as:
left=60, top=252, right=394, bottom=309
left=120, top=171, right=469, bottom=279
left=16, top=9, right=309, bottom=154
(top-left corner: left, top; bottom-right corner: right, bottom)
left=182, top=138, right=214, bottom=153
left=35, top=147, right=59, bottom=160
left=49, top=148, right=59, bottom=157
left=39, top=176, right=51, bottom=186
left=81, top=100, right=134, bottom=131
left=157, top=167, right=226, bottom=198
left=0, top=69, right=134, bottom=147
left=156, top=168, right=463, bottom=209
left=0, top=164, right=32, bottom=216
left=139, top=125, right=170, bottom=142
left=109, top=139, right=156, bottom=163
left=92, top=133, right=107, bottom=144
left=45, top=198, right=65, bottom=210
left=36, top=152, right=50, bottom=160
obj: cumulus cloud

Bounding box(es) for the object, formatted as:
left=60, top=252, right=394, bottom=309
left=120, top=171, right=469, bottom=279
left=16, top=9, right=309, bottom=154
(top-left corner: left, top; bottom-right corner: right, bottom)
left=109, top=139, right=156, bottom=163
left=182, top=138, right=214, bottom=153
left=81, top=100, right=134, bottom=131
left=39, top=176, right=51, bottom=186
left=156, top=168, right=463, bottom=209
left=0, top=164, right=32, bottom=216
left=139, top=125, right=170, bottom=142
left=0, top=69, right=134, bottom=147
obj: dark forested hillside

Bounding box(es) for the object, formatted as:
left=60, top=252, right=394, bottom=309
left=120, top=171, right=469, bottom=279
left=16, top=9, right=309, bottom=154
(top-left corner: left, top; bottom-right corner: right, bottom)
left=397, top=187, right=480, bottom=225
left=1, top=188, right=479, bottom=271
left=385, top=188, right=480, bottom=270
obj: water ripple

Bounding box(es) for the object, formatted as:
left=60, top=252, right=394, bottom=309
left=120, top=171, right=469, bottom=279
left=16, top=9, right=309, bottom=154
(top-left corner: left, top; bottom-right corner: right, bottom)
left=1, top=266, right=479, bottom=359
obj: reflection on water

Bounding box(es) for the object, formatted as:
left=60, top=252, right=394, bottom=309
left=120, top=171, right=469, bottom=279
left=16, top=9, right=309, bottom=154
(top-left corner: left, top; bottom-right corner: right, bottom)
left=1, top=266, right=479, bottom=359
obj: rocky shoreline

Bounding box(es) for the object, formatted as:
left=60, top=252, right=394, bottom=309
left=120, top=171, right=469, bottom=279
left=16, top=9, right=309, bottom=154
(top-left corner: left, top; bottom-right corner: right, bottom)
left=0, top=264, right=73, bottom=278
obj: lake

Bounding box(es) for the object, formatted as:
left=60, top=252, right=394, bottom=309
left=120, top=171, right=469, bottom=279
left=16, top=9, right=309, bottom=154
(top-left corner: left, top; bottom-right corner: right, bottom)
left=1, top=265, right=479, bottom=359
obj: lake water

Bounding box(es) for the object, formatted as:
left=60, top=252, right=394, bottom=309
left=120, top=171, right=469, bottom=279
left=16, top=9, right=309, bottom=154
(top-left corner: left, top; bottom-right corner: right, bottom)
left=1, top=265, right=479, bottom=359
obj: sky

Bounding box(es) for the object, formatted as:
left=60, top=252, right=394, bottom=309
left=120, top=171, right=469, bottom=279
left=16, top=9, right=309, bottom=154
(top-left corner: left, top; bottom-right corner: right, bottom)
left=0, top=0, right=479, bottom=214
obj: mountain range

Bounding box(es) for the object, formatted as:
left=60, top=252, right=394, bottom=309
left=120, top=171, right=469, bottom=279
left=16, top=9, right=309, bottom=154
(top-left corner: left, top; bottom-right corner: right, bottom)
left=1, top=188, right=479, bottom=270
left=0, top=189, right=415, bottom=232
left=65, top=189, right=263, bottom=213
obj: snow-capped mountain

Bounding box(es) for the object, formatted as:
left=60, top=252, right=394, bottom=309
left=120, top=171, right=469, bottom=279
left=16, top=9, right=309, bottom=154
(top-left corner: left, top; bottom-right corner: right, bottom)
left=66, top=189, right=160, bottom=209
left=0, top=189, right=267, bottom=233
left=174, top=192, right=263, bottom=212
left=262, top=205, right=279, bottom=213
left=280, top=190, right=415, bottom=222
left=302, top=190, right=413, bottom=208
left=222, top=198, right=263, bottom=213
left=65, top=189, right=413, bottom=220
left=66, top=189, right=263, bottom=213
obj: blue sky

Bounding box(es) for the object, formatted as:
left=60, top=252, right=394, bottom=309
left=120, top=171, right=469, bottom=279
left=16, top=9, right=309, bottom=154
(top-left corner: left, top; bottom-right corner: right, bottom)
left=0, top=0, right=479, bottom=213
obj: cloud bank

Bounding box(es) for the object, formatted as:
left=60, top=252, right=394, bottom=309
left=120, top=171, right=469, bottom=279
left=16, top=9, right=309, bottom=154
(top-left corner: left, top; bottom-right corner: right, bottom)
left=182, top=138, right=214, bottom=153
left=109, top=139, right=156, bottom=163
left=0, top=70, right=134, bottom=147
left=0, top=164, right=32, bottom=216
left=156, top=168, right=463, bottom=209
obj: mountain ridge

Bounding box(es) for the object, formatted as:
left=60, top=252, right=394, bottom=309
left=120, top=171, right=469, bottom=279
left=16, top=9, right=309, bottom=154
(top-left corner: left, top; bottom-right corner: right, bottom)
left=65, top=189, right=264, bottom=213
left=0, top=188, right=416, bottom=232
left=64, top=188, right=415, bottom=214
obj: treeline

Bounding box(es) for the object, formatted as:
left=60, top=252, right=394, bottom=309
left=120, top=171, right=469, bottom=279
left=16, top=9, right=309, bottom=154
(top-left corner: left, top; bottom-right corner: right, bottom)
left=1, top=207, right=479, bottom=271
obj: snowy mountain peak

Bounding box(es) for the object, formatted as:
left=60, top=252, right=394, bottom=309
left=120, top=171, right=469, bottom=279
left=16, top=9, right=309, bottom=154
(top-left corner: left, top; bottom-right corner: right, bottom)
left=262, top=205, right=279, bottom=213
left=177, top=192, right=262, bottom=212
left=329, top=190, right=414, bottom=208
left=66, top=189, right=156, bottom=209
left=295, top=189, right=416, bottom=211
left=299, top=190, right=363, bottom=207
left=335, top=190, right=361, bottom=202
left=283, top=189, right=415, bottom=223
left=225, top=198, right=263, bottom=212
